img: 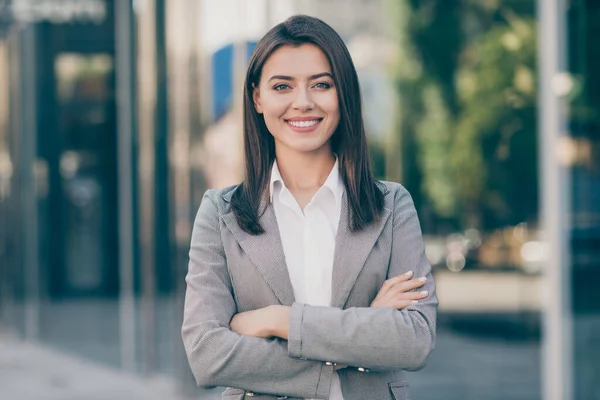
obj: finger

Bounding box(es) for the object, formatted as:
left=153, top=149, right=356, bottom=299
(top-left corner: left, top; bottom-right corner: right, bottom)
left=394, top=299, right=419, bottom=310
left=392, top=276, right=427, bottom=293
left=372, top=285, right=427, bottom=306
left=379, top=271, right=414, bottom=294
left=377, top=289, right=427, bottom=306
left=393, top=290, right=429, bottom=301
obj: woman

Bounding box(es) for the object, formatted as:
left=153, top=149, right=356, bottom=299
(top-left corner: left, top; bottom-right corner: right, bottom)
left=182, top=15, right=437, bottom=400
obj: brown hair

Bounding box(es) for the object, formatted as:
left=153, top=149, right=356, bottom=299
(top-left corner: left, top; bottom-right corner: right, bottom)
left=232, top=15, right=385, bottom=234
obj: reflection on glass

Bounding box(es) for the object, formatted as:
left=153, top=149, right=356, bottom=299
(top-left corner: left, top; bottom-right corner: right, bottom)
left=0, top=42, right=9, bottom=200
left=54, top=52, right=115, bottom=296
left=567, top=2, right=600, bottom=398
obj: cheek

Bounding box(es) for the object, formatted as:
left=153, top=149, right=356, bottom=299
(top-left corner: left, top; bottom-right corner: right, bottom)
left=323, top=93, right=340, bottom=119
left=260, top=99, right=287, bottom=136
left=325, top=104, right=340, bottom=127
left=260, top=95, right=287, bottom=120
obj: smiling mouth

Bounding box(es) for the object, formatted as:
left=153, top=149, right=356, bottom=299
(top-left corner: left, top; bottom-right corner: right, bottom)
left=286, top=118, right=323, bottom=128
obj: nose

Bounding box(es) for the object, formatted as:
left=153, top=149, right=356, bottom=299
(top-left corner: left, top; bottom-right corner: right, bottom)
left=292, top=87, right=314, bottom=111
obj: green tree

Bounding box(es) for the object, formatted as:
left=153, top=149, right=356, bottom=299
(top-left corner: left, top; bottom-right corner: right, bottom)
left=386, top=0, right=537, bottom=232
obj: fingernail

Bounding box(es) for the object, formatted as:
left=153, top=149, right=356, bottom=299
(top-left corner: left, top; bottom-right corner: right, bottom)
left=411, top=300, right=419, bottom=305
left=404, top=271, right=413, bottom=276
left=420, top=291, right=428, bottom=296
left=418, top=277, right=427, bottom=282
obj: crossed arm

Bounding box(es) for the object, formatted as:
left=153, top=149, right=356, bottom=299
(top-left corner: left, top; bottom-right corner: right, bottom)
left=230, top=270, right=430, bottom=371
left=181, top=186, right=437, bottom=398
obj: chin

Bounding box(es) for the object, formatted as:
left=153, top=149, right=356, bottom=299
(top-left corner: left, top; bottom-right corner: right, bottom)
left=273, top=130, right=333, bottom=154
left=290, top=143, right=331, bottom=154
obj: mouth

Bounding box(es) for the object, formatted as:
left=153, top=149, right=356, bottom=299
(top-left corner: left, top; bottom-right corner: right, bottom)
left=285, top=118, right=323, bottom=132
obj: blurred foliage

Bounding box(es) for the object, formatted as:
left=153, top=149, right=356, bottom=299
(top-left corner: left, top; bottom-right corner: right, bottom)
left=385, top=0, right=537, bottom=232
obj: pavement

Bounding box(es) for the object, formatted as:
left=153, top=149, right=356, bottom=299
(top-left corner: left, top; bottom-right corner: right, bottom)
left=0, top=332, right=205, bottom=400
left=407, top=322, right=541, bottom=400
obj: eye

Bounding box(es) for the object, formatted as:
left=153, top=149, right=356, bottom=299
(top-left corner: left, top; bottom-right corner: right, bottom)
left=273, top=84, right=291, bottom=91
left=314, top=82, right=331, bottom=89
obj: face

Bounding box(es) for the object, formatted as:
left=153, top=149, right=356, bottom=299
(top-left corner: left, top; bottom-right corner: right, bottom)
left=253, top=44, right=340, bottom=158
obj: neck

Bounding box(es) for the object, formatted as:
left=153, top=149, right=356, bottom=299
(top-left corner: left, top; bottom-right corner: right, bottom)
left=274, top=146, right=336, bottom=192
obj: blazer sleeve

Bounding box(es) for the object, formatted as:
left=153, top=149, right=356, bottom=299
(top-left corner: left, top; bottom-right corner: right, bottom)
left=181, top=189, right=333, bottom=399
left=287, top=184, right=438, bottom=371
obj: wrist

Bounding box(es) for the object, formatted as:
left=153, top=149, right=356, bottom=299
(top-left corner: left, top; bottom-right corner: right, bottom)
left=269, top=305, right=290, bottom=339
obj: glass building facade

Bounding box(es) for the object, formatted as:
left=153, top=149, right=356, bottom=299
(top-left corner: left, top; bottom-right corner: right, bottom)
left=561, top=0, right=600, bottom=398
left=0, top=1, right=598, bottom=399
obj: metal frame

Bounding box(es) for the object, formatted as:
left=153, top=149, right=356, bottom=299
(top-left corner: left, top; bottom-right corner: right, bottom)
left=115, top=0, right=136, bottom=373
left=538, top=0, right=573, bottom=399
left=20, top=24, right=39, bottom=341
left=136, top=0, right=158, bottom=377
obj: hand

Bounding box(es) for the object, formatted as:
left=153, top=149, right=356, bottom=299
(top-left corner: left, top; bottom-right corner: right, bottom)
left=229, top=305, right=291, bottom=339
left=370, top=271, right=428, bottom=309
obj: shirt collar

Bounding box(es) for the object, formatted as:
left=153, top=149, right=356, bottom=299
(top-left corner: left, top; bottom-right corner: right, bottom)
left=269, top=161, right=285, bottom=203
left=269, top=157, right=344, bottom=205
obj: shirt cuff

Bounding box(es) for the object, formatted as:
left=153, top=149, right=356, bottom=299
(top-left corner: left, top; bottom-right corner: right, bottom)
left=288, top=302, right=305, bottom=359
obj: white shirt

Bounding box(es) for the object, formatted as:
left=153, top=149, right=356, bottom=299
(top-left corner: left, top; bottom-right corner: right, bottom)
left=269, top=159, right=345, bottom=400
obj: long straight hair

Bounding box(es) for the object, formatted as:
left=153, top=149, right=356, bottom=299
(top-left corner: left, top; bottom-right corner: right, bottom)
left=232, top=15, right=385, bottom=234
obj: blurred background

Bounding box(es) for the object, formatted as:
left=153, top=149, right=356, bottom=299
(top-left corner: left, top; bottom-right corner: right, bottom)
left=0, top=0, right=598, bottom=399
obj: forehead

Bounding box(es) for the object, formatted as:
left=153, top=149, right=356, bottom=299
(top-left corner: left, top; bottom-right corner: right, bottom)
left=261, top=44, right=332, bottom=79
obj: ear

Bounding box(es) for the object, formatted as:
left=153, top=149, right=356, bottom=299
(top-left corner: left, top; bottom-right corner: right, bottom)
left=252, top=84, right=263, bottom=114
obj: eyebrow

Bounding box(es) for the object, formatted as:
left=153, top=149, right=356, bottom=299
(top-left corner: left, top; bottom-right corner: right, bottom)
left=267, top=72, right=333, bottom=82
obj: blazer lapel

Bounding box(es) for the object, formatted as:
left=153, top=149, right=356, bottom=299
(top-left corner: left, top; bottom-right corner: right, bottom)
left=331, top=190, right=392, bottom=309
left=221, top=196, right=295, bottom=306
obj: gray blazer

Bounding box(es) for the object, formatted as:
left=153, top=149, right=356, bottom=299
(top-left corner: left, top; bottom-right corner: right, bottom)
left=182, top=182, right=437, bottom=400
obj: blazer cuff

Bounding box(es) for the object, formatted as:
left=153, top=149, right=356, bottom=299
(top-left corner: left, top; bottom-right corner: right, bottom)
left=288, top=302, right=305, bottom=359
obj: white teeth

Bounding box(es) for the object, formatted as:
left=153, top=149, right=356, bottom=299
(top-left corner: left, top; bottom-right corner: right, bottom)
left=288, top=119, right=320, bottom=127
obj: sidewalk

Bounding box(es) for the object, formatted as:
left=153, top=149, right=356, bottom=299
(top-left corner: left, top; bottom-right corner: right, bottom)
left=0, top=333, right=197, bottom=400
